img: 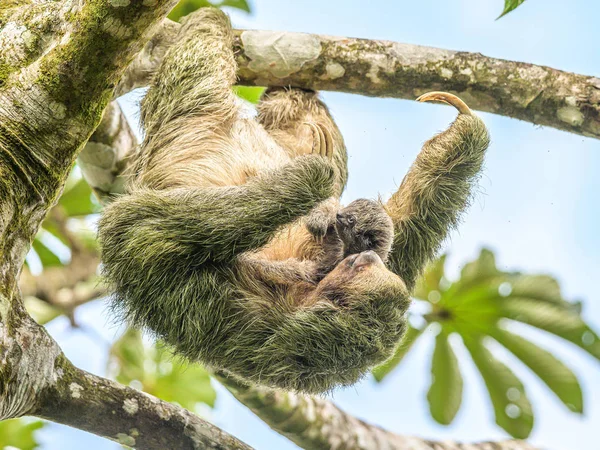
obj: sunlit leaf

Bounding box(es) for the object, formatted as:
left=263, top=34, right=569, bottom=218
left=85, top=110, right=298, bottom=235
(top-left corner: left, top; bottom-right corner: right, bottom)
left=458, top=248, right=501, bottom=287
left=427, top=331, right=463, bottom=424
left=376, top=248, right=596, bottom=438
left=499, top=299, right=600, bottom=360
left=220, top=0, right=250, bottom=12
left=414, top=254, right=447, bottom=300
left=233, top=86, right=265, bottom=105
left=58, top=178, right=99, bottom=217
left=490, top=326, right=583, bottom=413
left=498, top=0, right=526, bottom=19
left=168, top=0, right=251, bottom=22
left=0, top=418, right=45, bottom=450
left=463, top=336, right=534, bottom=439
left=24, top=297, right=62, bottom=325
left=109, top=329, right=216, bottom=411
left=372, top=325, right=424, bottom=382
left=31, top=238, right=62, bottom=267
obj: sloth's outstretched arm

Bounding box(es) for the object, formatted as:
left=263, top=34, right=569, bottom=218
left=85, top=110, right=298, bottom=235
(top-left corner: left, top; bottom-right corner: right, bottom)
left=142, top=8, right=236, bottom=138
left=134, top=8, right=239, bottom=185
left=386, top=93, right=490, bottom=291
left=99, top=156, right=336, bottom=266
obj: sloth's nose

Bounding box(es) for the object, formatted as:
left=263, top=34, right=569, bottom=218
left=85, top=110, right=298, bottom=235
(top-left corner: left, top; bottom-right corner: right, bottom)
left=353, top=250, right=382, bottom=269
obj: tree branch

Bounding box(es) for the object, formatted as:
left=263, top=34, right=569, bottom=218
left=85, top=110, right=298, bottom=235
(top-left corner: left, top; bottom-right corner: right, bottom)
left=34, top=357, right=252, bottom=449
left=217, top=374, right=537, bottom=450
left=117, top=17, right=600, bottom=139
left=78, top=101, right=138, bottom=203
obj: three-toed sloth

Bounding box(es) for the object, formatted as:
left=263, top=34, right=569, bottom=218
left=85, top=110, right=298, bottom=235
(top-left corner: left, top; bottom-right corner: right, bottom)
left=99, top=8, right=490, bottom=393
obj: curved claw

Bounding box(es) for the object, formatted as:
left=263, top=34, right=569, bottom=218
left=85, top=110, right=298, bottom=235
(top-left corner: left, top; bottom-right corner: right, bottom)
left=416, top=91, right=473, bottom=116
left=304, top=122, right=334, bottom=161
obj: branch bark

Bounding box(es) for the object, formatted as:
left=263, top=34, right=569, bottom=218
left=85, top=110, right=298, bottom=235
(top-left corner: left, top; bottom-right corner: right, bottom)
left=34, top=357, right=251, bottom=449
left=218, top=375, right=537, bottom=450
left=117, top=18, right=600, bottom=139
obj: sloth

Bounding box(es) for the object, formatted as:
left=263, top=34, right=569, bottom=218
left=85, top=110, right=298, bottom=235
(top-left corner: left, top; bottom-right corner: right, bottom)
left=311, top=199, right=394, bottom=281
left=98, top=8, right=490, bottom=393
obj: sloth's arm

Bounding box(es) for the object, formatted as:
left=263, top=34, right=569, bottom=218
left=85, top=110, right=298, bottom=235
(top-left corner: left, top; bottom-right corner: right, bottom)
left=386, top=93, right=490, bottom=291
left=139, top=8, right=238, bottom=161
left=99, top=156, right=335, bottom=265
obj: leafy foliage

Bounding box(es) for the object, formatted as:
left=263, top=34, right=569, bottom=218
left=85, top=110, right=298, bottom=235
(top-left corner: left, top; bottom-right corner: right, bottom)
left=427, top=331, right=463, bottom=425
left=168, top=0, right=250, bottom=21
left=0, top=418, right=45, bottom=450
left=26, top=169, right=99, bottom=270
left=108, top=329, right=216, bottom=412
left=374, top=248, right=595, bottom=438
left=234, top=85, right=265, bottom=104
left=498, top=0, right=526, bottom=19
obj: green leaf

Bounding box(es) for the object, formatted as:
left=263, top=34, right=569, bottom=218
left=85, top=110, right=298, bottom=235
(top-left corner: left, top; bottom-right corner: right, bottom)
left=499, top=299, right=600, bottom=360
left=168, top=0, right=212, bottom=21
left=109, top=329, right=216, bottom=411
left=458, top=248, right=501, bottom=286
left=219, top=0, right=250, bottom=12
left=233, top=86, right=265, bottom=105
left=0, top=418, right=45, bottom=450
left=58, top=178, right=99, bottom=217
left=372, top=325, right=424, bottom=382
left=151, top=347, right=216, bottom=409
left=31, top=238, right=63, bottom=267
left=463, top=336, right=534, bottom=439
left=413, top=254, right=447, bottom=301
left=168, top=0, right=251, bottom=21
left=490, top=327, right=583, bottom=413
left=427, top=331, right=463, bottom=424
left=498, top=0, right=526, bottom=19
left=24, top=297, right=62, bottom=325
left=509, top=275, right=578, bottom=311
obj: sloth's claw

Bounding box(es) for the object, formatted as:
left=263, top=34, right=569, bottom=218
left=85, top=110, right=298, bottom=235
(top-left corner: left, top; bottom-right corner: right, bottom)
left=305, top=122, right=334, bottom=160
left=416, top=91, right=473, bottom=116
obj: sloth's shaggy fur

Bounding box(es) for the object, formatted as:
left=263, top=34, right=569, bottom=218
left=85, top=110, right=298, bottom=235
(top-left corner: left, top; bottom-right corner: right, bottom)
left=98, top=8, right=490, bottom=393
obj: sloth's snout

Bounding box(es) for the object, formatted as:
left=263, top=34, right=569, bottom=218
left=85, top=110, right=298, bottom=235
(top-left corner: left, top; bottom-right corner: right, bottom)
left=348, top=250, right=383, bottom=270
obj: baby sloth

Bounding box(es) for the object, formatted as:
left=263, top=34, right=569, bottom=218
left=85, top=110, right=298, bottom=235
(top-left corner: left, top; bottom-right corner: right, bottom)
left=313, top=199, right=394, bottom=281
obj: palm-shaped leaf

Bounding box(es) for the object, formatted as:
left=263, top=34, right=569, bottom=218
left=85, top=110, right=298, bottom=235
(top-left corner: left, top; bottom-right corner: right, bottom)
left=463, top=335, right=534, bottom=439
left=373, top=325, right=423, bottom=381
left=376, top=248, right=598, bottom=439
left=489, top=326, right=583, bottom=413
left=427, top=330, right=463, bottom=424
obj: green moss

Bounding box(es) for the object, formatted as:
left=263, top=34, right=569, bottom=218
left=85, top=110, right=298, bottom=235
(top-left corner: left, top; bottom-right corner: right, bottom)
left=0, top=63, right=16, bottom=88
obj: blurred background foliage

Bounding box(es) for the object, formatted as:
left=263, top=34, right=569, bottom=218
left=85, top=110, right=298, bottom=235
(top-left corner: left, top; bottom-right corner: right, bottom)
left=9, top=0, right=589, bottom=448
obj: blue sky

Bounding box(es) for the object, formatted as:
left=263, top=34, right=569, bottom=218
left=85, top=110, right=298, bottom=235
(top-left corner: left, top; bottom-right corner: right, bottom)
left=37, top=0, right=600, bottom=449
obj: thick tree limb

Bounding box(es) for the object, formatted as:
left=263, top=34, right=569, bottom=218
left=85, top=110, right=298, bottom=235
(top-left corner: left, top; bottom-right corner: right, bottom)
left=78, top=101, right=138, bottom=203
left=218, top=374, right=537, bottom=450
left=35, top=357, right=251, bottom=449
left=117, top=17, right=600, bottom=139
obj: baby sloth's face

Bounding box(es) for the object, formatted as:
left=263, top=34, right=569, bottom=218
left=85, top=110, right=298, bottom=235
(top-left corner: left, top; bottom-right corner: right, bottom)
left=334, top=199, right=394, bottom=262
